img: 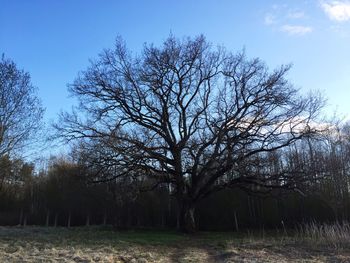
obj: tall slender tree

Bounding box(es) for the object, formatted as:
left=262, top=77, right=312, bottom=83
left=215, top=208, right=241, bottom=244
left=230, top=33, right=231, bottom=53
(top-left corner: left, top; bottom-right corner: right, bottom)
left=0, top=55, right=44, bottom=157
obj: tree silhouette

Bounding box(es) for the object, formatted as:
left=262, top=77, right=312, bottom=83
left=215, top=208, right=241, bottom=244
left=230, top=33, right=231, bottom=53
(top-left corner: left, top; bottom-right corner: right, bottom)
left=57, top=35, right=324, bottom=232
left=0, top=55, right=44, bottom=158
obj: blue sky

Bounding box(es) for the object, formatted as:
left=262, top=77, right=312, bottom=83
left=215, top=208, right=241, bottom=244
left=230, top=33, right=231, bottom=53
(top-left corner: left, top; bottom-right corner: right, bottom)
left=1, top=0, right=350, bottom=125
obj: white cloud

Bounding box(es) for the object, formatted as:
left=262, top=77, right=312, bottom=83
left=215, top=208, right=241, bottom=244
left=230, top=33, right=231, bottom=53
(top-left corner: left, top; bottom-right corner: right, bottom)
left=280, top=25, right=313, bottom=36
left=330, top=24, right=350, bottom=36
left=321, top=1, right=350, bottom=21
left=264, top=14, right=277, bottom=25
left=287, top=11, right=306, bottom=19
left=264, top=5, right=312, bottom=36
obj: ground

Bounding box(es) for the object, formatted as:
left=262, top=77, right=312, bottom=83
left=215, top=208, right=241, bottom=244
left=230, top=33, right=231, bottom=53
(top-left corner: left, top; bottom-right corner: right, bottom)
left=0, top=226, right=348, bottom=262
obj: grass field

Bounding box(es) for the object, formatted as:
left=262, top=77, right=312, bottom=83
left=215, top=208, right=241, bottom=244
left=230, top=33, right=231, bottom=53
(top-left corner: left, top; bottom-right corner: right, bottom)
left=0, top=226, right=349, bottom=262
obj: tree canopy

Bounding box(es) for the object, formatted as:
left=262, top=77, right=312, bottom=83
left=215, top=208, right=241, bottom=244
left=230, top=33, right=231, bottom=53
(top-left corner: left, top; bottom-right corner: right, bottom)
left=57, top=35, right=325, bottom=232
left=0, top=55, right=44, bottom=158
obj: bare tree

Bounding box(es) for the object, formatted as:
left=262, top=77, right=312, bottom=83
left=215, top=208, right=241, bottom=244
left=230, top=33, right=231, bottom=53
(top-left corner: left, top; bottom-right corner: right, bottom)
left=57, top=35, right=325, bottom=232
left=0, top=55, right=44, bottom=157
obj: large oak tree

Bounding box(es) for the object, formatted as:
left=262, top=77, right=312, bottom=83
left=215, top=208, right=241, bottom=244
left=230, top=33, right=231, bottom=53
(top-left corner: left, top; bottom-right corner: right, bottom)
left=58, top=36, right=324, bottom=232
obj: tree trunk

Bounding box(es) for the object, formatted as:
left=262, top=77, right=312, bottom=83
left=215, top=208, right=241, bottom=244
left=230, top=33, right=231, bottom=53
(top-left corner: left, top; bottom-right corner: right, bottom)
left=234, top=211, right=239, bottom=232
left=103, top=210, right=107, bottom=226
left=67, top=212, right=71, bottom=228
left=45, top=210, right=50, bottom=227
left=23, top=214, right=27, bottom=227
left=85, top=213, right=90, bottom=227
left=178, top=200, right=196, bottom=233
left=161, top=214, right=165, bottom=228
left=19, top=208, right=23, bottom=226
left=54, top=213, right=58, bottom=227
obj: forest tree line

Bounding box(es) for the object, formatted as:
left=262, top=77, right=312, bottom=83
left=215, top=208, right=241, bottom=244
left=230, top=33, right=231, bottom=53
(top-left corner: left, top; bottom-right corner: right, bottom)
left=0, top=125, right=349, bottom=230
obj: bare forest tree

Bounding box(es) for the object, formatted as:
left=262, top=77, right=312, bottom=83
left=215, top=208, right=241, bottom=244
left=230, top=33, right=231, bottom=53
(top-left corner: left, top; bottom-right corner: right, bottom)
left=57, top=36, right=325, bottom=232
left=0, top=55, right=44, bottom=158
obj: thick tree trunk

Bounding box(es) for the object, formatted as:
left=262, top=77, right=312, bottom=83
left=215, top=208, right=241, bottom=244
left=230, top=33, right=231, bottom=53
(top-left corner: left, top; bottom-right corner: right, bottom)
left=178, top=200, right=196, bottom=233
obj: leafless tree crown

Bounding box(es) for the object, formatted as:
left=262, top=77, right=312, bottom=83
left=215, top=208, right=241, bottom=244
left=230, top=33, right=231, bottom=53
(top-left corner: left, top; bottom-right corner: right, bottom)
left=0, top=56, right=44, bottom=157
left=58, top=36, right=325, bottom=201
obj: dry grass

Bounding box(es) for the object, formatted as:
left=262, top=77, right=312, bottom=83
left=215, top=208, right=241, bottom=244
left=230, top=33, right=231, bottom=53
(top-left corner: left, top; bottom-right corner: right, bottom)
left=298, top=221, right=350, bottom=249
left=0, top=226, right=348, bottom=262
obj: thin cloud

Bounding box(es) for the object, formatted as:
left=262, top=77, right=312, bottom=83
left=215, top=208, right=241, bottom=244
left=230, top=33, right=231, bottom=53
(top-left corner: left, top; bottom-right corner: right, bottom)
left=280, top=25, right=313, bottom=36
left=330, top=24, right=350, bottom=36
left=287, top=11, right=306, bottom=19
left=264, top=14, right=277, bottom=25
left=264, top=5, right=312, bottom=36
left=321, top=1, right=350, bottom=21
